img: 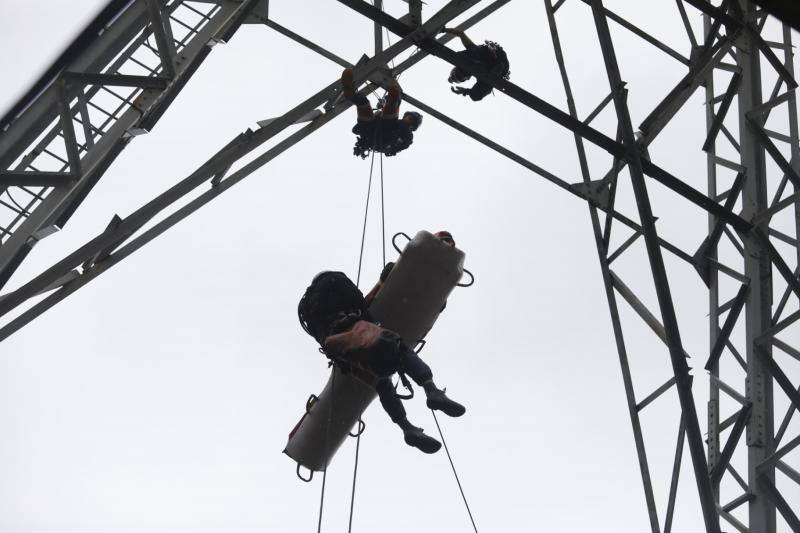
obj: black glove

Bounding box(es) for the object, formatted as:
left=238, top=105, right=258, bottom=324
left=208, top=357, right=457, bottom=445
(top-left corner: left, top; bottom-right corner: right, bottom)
left=451, top=86, right=471, bottom=97
left=379, top=262, right=395, bottom=282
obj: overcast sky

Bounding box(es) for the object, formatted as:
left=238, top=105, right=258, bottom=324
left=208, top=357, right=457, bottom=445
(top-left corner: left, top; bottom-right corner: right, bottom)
left=0, top=1, right=798, bottom=532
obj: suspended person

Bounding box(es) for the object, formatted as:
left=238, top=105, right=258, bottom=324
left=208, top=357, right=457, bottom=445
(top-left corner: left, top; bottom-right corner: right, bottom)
left=298, top=269, right=465, bottom=454
left=440, top=27, right=510, bottom=101
left=340, top=68, right=423, bottom=158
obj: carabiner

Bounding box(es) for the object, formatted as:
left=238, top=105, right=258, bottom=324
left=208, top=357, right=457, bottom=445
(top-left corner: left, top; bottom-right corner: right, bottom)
left=457, top=267, right=475, bottom=287
left=296, top=463, right=313, bottom=482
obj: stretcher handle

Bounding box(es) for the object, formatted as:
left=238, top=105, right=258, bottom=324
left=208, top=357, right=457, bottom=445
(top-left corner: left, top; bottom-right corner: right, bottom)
left=349, top=418, right=366, bottom=437
left=395, top=372, right=414, bottom=400
left=392, top=231, right=412, bottom=254
left=296, top=463, right=313, bottom=482
left=306, top=394, right=318, bottom=414
left=457, top=267, right=475, bottom=287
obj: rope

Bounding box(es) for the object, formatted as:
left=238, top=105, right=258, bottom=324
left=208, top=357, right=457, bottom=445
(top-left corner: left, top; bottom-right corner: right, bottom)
left=347, top=416, right=362, bottom=533
left=316, top=369, right=337, bottom=533
left=312, top=153, right=376, bottom=530
left=355, top=149, right=377, bottom=286
left=310, top=149, right=376, bottom=531
left=346, top=138, right=389, bottom=532
left=431, top=411, right=479, bottom=533
left=380, top=153, right=386, bottom=267
left=384, top=28, right=396, bottom=72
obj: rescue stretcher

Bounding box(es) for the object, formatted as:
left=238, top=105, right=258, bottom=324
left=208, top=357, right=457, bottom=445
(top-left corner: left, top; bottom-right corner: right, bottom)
left=284, top=230, right=471, bottom=479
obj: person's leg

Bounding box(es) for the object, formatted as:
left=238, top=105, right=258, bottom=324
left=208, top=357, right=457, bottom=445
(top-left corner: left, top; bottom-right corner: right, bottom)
left=468, top=82, right=493, bottom=101
left=398, top=345, right=433, bottom=385
left=399, top=344, right=466, bottom=417
left=355, top=102, right=374, bottom=121
left=342, top=68, right=374, bottom=120
left=375, top=378, right=441, bottom=454
left=381, top=81, right=402, bottom=120
left=375, top=377, right=407, bottom=423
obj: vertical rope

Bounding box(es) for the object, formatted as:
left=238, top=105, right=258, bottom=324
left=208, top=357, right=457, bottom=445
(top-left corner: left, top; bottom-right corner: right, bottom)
left=347, top=417, right=362, bottom=533
left=347, top=146, right=383, bottom=531
left=356, top=149, right=377, bottom=286
left=316, top=369, right=337, bottom=533
left=380, top=153, right=386, bottom=267
left=431, top=411, right=479, bottom=533
left=316, top=458, right=328, bottom=533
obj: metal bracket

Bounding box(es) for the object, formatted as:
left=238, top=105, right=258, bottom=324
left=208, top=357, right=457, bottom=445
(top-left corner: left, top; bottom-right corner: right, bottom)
left=570, top=179, right=610, bottom=210
left=82, top=215, right=123, bottom=270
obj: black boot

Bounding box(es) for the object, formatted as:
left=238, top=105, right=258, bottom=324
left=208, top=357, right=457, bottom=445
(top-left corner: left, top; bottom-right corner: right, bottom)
left=399, top=420, right=441, bottom=454
left=424, top=383, right=466, bottom=417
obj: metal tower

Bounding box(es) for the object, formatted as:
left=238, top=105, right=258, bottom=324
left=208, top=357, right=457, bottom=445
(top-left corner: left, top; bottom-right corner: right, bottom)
left=0, top=1, right=798, bottom=531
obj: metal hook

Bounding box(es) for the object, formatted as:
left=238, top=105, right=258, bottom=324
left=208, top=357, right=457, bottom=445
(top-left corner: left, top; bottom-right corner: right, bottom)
left=296, top=463, right=313, bottom=482
left=306, top=394, right=319, bottom=414
left=394, top=373, right=414, bottom=400
left=349, top=418, right=366, bottom=437
left=392, top=231, right=411, bottom=254
left=457, top=267, right=475, bottom=287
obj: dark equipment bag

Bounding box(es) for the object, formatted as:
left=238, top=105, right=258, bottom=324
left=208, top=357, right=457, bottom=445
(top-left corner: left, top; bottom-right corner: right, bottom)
left=298, top=271, right=366, bottom=344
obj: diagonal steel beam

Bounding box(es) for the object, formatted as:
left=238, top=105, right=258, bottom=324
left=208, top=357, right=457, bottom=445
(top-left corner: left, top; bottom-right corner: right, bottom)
left=703, top=72, right=743, bottom=152
left=578, top=0, right=690, bottom=65
left=0, top=0, right=483, bottom=333
left=640, top=36, right=736, bottom=141
left=265, top=7, right=712, bottom=275
left=695, top=171, right=745, bottom=286
left=547, top=2, right=662, bottom=526
left=337, top=0, right=753, bottom=235
left=144, top=0, right=177, bottom=77
left=589, top=1, right=721, bottom=530
left=705, top=283, right=749, bottom=370
left=710, top=404, right=752, bottom=484
left=0, top=94, right=357, bottom=342
left=0, top=1, right=241, bottom=291
left=265, top=19, right=350, bottom=68
left=664, top=415, right=686, bottom=533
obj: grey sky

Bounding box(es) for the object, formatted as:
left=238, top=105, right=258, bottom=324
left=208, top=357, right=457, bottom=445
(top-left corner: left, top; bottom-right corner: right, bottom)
left=0, top=1, right=798, bottom=532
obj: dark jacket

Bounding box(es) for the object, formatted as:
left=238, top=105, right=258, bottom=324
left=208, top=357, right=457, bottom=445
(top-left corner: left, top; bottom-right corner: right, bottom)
left=352, top=119, right=413, bottom=158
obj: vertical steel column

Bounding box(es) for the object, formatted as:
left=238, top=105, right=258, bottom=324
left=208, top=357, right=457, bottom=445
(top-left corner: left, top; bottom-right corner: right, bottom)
left=735, top=2, right=776, bottom=532
left=703, top=12, right=722, bottom=511
left=785, top=26, right=800, bottom=286
left=589, top=1, right=721, bottom=531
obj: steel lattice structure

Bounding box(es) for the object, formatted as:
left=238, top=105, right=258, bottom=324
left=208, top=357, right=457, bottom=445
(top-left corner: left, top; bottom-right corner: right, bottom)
left=0, top=1, right=799, bottom=531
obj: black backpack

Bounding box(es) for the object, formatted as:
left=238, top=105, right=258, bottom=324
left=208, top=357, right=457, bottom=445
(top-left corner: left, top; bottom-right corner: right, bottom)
left=352, top=121, right=414, bottom=159
left=298, top=271, right=366, bottom=344
left=484, top=41, right=510, bottom=80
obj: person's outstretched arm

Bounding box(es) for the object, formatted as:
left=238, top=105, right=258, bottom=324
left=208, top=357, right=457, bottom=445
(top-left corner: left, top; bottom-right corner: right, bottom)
left=440, top=27, right=476, bottom=49
left=364, top=262, right=395, bottom=306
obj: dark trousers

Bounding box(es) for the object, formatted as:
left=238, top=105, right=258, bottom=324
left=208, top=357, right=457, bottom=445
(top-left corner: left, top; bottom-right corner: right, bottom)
left=369, top=334, right=433, bottom=424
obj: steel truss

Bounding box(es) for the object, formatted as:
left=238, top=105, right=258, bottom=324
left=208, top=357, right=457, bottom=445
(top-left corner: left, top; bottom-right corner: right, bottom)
left=0, top=1, right=798, bottom=531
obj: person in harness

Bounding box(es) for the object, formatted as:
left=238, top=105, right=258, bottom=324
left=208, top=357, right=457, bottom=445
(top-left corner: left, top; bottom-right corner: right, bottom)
left=440, top=28, right=510, bottom=101
left=298, top=267, right=465, bottom=454
left=340, top=67, right=423, bottom=158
